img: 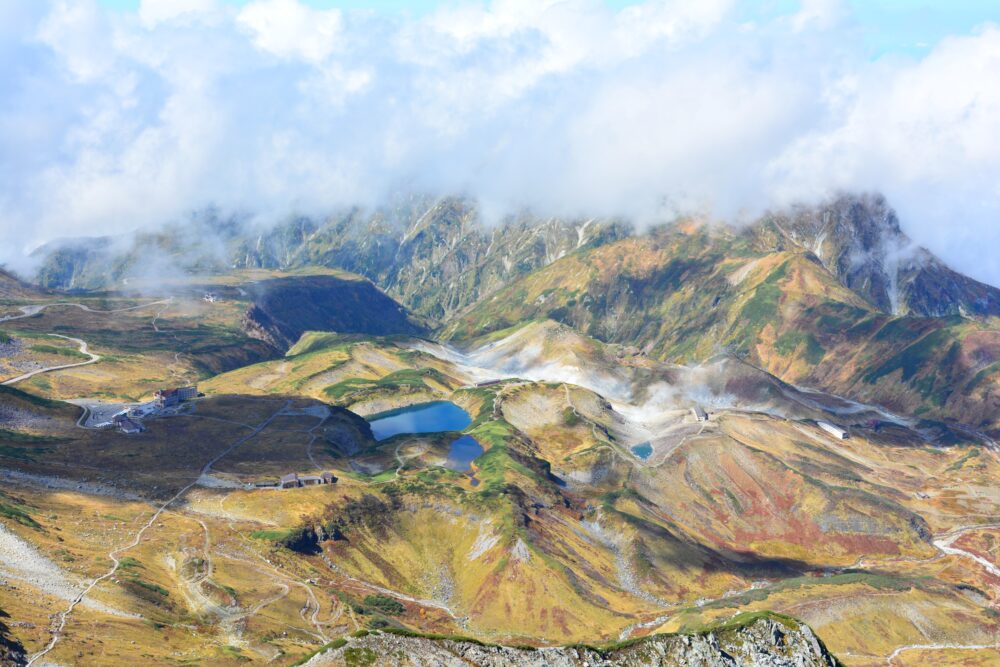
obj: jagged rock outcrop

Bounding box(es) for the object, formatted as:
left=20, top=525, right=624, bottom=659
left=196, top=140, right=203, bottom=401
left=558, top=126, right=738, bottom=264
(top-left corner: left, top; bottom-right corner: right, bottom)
left=31, top=199, right=626, bottom=323
left=28, top=193, right=998, bottom=322
left=0, top=608, right=26, bottom=667
left=765, top=193, right=1000, bottom=317
left=303, top=614, right=840, bottom=666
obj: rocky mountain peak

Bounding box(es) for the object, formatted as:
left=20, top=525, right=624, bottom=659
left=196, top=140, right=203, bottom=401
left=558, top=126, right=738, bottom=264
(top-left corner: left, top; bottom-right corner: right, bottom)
left=766, top=193, right=1000, bottom=318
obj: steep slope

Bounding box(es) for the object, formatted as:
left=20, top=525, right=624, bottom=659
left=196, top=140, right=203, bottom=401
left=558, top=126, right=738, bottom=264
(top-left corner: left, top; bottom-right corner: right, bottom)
left=0, top=269, right=46, bottom=300
left=442, top=227, right=999, bottom=435
left=30, top=237, right=124, bottom=292
left=0, top=384, right=82, bottom=436
left=32, top=199, right=627, bottom=323
left=763, top=193, right=1000, bottom=317
left=235, top=198, right=627, bottom=322
left=303, top=613, right=840, bottom=666
left=202, top=332, right=466, bottom=415
left=0, top=609, right=26, bottom=667
left=241, top=275, right=426, bottom=351
left=30, top=193, right=999, bottom=327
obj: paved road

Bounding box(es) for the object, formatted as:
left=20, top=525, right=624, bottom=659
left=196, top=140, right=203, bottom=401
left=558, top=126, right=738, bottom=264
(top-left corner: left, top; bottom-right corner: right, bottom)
left=1, top=297, right=172, bottom=386
left=1, top=334, right=99, bottom=386
left=0, top=299, right=172, bottom=323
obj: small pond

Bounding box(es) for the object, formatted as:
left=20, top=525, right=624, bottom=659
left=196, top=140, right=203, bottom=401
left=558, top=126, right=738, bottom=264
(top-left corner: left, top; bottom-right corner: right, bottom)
left=446, top=435, right=483, bottom=473
left=367, top=401, right=472, bottom=441
left=631, top=442, right=653, bottom=460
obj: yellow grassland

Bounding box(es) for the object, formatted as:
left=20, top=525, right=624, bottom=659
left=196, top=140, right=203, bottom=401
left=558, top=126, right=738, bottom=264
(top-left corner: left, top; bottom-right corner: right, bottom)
left=2, top=327, right=999, bottom=665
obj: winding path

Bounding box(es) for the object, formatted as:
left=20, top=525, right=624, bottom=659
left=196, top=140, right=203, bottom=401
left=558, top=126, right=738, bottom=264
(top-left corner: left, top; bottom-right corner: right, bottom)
left=932, top=523, right=1000, bottom=580
left=1, top=297, right=173, bottom=387
left=320, top=553, right=464, bottom=623
left=0, top=299, right=173, bottom=323
left=1, top=334, right=99, bottom=386
left=26, top=400, right=290, bottom=666
left=886, top=641, right=1000, bottom=665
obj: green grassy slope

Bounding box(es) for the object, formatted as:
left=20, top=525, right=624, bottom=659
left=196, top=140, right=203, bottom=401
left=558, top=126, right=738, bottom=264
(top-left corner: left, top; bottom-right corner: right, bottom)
left=441, top=225, right=999, bottom=435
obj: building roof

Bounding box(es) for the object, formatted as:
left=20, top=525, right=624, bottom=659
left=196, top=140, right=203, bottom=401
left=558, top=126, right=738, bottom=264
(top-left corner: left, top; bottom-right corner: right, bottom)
left=119, top=418, right=143, bottom=433
left=157, top=386, right=196, bottom=397
left=280, top=473, right=299, bottom=483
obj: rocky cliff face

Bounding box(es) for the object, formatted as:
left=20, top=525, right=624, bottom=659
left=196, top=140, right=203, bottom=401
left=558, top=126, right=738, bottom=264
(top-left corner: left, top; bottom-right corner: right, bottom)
left=0, top=609, right=26, bottom=667
left=765, top=194, right=1000, bottom=317
left=233, top=198, right=629, bottom=323
left=303, top=615, right=840, bottom=667
left=31, top=199, right=626, bottom=324
left=28, top=193, right=998, bottom=323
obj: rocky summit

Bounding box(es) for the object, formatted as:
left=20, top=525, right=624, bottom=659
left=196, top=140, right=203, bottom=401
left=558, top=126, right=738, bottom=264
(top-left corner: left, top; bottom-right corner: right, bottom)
left=302, top=614, right=839, bottom=667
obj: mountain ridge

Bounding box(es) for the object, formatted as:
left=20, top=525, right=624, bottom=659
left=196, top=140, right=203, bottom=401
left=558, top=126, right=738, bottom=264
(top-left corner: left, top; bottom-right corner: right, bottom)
left=762, top=193, right=1000, bottom=318
left=24, top=194, right=999, bottom=326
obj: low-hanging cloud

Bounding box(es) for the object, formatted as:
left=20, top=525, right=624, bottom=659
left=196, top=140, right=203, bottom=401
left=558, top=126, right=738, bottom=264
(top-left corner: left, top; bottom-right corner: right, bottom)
left=0, top=0, right=998, bottom=285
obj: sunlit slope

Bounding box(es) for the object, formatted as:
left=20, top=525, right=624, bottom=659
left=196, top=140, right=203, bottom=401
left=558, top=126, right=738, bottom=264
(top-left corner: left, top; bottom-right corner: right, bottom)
left=442, top=226, right=1000, bottom=435
left=0, top=293, right=273, bottom=402
left=202, top=323, right=998, bottom=648
left=2, top=352, right=997, bottom=663
left=4, top=299, right=996, bottom=664
left=202, top=333, right=465, bottom=415
left=634, top=414, right=935, bottom=565
left=32, top=198, right=627, bottom=324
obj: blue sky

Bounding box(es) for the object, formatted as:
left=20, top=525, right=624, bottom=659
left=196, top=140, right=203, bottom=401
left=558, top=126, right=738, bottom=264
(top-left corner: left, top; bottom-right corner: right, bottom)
left=95, top=0, right=1000, bottom=57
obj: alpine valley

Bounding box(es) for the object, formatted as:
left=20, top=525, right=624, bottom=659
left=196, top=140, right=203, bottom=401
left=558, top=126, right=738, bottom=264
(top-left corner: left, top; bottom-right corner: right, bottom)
left=0, top=193, right=997, bottom=667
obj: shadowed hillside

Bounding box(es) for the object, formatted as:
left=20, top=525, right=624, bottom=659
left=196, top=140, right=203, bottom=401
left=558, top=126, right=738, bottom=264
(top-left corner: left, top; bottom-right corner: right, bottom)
left=242, top=275, right=426, bottom=351
left=0, top=269, right=46, bottom=300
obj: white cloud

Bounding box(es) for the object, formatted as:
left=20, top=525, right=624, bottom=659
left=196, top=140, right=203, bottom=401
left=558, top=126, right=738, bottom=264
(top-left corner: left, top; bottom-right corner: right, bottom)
left=768, top=25, right=1000, bottom=280
left=139, top=0, right=217, bottom=29
left=36, top=1, right=118, bottom=82
left=0, top=0, right=998, bottom=286
left=237, top=0, right=342, bottom=63
left=790, top=0, right=847, bottom=32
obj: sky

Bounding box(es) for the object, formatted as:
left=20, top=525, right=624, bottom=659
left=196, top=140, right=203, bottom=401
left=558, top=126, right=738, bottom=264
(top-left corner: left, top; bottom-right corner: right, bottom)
left=1, top=0, right=999, bottom=285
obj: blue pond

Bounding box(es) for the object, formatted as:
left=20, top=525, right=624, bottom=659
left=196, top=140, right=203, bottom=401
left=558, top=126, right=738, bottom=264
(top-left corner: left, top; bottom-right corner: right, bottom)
left=446, top=435, right=484, bottom=473
left=368, top=401, right=472, bottom=441
left=631, top=442, right=653, bottom=460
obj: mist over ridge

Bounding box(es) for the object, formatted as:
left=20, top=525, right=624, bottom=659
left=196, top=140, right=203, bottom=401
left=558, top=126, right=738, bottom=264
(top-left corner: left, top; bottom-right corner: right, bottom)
left=2, top=0, right=1000, bottom=286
